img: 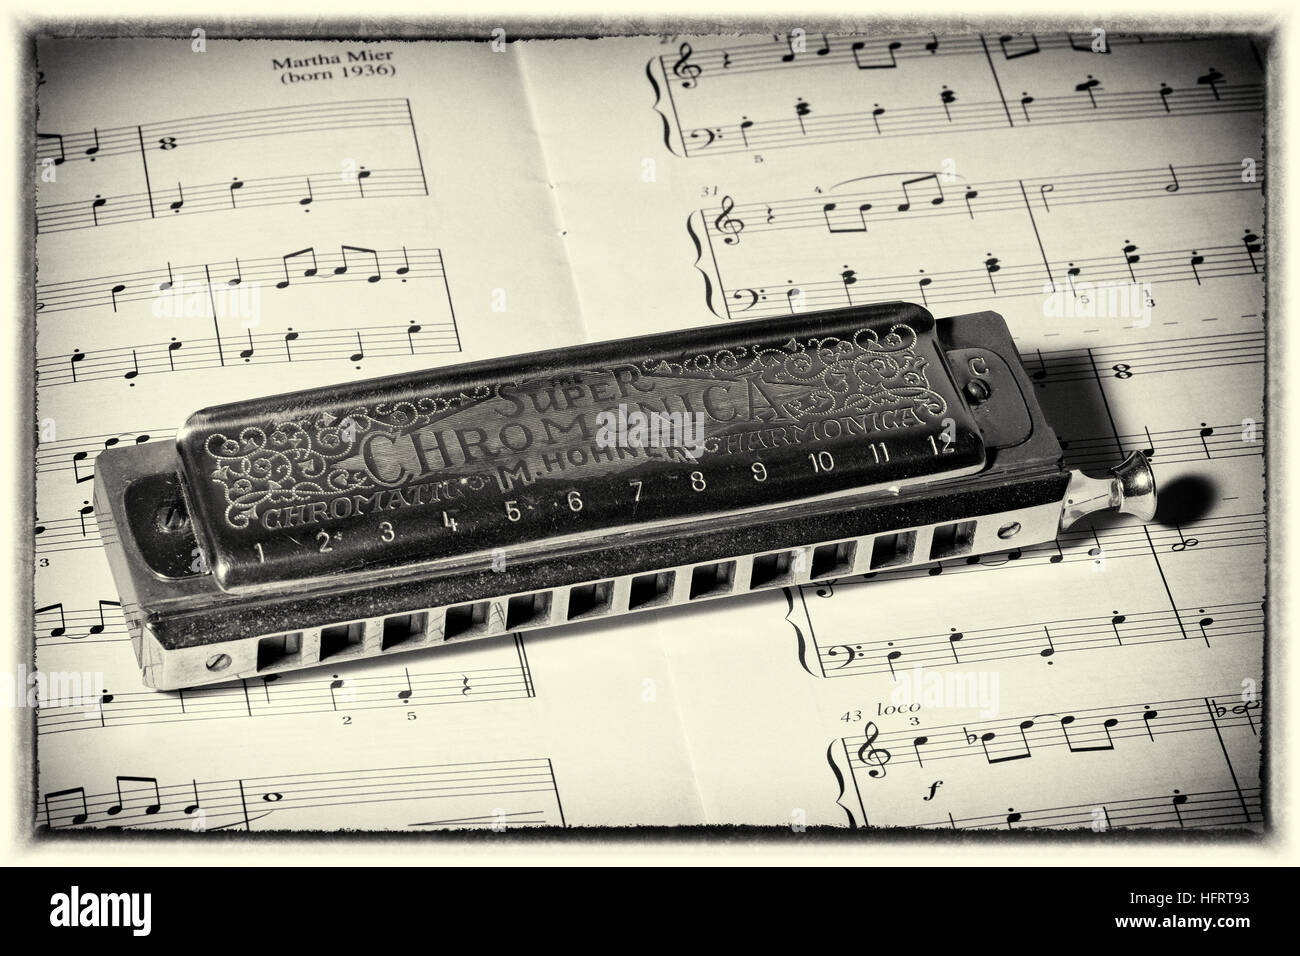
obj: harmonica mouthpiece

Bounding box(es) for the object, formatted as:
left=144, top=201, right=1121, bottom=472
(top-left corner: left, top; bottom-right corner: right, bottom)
left=1060, top=451, right=1158, bottom=529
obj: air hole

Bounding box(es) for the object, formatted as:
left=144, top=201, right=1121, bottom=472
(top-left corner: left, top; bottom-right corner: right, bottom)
left=751, top=551, right=796, bottom=589
left=568, top=582, right=613, bottom=620
left=444, top=602, right=489, bottom=640
left=381, top=612, right=428, bottom=651
left=629, top=571, right=675, bottom=610
left=870, top=531, right=917, bottom=570
left=812, top=542, right=856, bottom=578
left=930, top=520, right=978, bottom=560
left=690, top=561, right=735, bottom=600
left=507, top=592, right=552, bottom=629
left=257, top=633, right=302, bottom=671
left=319, top=622, right=365, bottom=661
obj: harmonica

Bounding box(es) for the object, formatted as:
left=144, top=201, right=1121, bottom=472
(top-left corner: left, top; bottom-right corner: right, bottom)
left=95, top=302, right=1155, bottom=690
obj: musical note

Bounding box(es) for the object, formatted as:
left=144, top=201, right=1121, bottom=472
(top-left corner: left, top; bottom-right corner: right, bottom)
left=1076, top=74, right=1101, bottom=108
left=924, top=34, right=940, bottom=54
left=356, top=166, right=371, bottom=198
left=1197, top=67, right=1224, bottom=101
left=885, top=645, right=902, bottom=677
left=38, top=131, right=66, bottom=165
left=1110, top=612, right=1126, bottom=644
left=169, top=182, right=185, bottom=213
left=90, top=194, right=107, bottom=226
left=1197, top=614, right=1214, bottom=645
left=283, top=329, right=299, bottom=361
left=947, top=629, right=962, bottom=662
left=914, top=738, right=931, bottom=768
left=275, top=247, right=319, bottom=289
left=939, top=85, right=957, bottom=122
left=109, top=283, right=126, bottom=312
left=856, top=721, right=891, bottom=778
left=840, top=267, right=857, bottom=305
left=334, top=244, right=381, bottom=282
left=395, top=246, right=411, bottom=276
left=1165, top=164, right=1181, bottom=192
left=1041, top=625, right=1056, bottom=658
left=738, top=117, right=754, bottom=148
left=36, top=602, right=67, bottom=637
left=794, top=97, right=812, bottom=135
left=1159, top=81, right=1174, bottom=112
left=350, top=332, right=366, bottom=364
left=239, top=330, right=255, bottom=361
left=1242, top=230, right=1262, bottom=272
left=821, top=200, right=871, bottom=234
left=229, top=177, right=244, bottom=208
left=106, top=775, right=162, bottom=818
left=89, top=599, right=121, bottom=635
left=158, top=261, right=175, bottom=292
left=406, top=322, right=421, bottom=353
left=898, top=173, right=944, bottom=212
left=974, top=720, right=1033, bottom=763
left=328, top=675, right=346, bottom=711
left=851, top=39, right=900, bottom=69
left=299, top=177, right=314, bottom=206
left=1142, top=707, right=1159, bottom=740
left=166, top=339, right=183, bottom=371
left=984, top=254, right=1001, bottom=292
left=85, top=128, right=100, bottom=159
left=672, top=42, right=701, bottom=88
left=397, top=667, right=414, bottom=701
left=1000, top=34, right=1041, bottom=59
left=183, top=780, right=202, bottom=816
left=69, top=349, right=84, bottom=382
left=916, top=270, right=932, bottom=307
left=123, top=349, right=139, bottom=382
left=870, top=103, right=885, bottom=135
left=1060, top=714, right=1119, bottom=752
left=1123, top=240, right=1141, bottom=282
left=1171, top=790, right=1190, bottom=826
left=1189, top=250, right=1205, bottom=284
left=1020, top=92, right=1035, bottom=123
left=713, top=196, right=744, bottom=245
left=44, top=787, right=89, bottom=827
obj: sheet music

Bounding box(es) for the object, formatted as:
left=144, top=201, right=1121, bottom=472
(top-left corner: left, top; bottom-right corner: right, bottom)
left=34, top=31, right=1265, bottom=831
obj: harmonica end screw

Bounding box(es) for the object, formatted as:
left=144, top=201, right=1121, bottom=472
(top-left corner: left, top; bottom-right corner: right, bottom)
left=1060, top=451, right=1157, bottom=529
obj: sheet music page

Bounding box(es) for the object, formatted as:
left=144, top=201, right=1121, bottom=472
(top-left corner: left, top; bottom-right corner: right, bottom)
left=34, top=30, right=1265, bottom=832
left=518, top=31, right=1266, bottom=829
left=34, top=38, right=707, bottom=830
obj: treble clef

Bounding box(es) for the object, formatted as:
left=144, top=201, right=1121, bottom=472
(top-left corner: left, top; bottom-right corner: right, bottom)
left=856, top=720, right=892, bottom=778
left=714, top=195, right=744, bottom=245
left=672, top=42, right=702, bottom=88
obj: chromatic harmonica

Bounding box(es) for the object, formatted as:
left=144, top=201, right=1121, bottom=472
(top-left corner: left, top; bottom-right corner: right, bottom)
left=95, top=302, right=1155, bottom=690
